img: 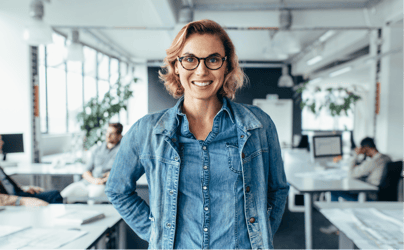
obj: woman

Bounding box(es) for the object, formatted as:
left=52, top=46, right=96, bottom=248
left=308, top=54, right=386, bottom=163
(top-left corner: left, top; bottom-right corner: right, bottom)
left=106, top=19, right=289, bottom=249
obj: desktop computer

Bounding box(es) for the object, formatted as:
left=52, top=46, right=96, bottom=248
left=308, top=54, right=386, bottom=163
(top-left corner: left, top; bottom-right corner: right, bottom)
left=310, top=134, right=343, bottom=167
left=1, top=133, right=24, bottom=165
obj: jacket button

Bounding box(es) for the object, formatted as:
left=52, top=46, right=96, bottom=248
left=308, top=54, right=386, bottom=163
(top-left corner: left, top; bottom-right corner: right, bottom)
left=246, top=186, right=250, bottom=192
left=249, top=217, right=255, bottom=223
left=166, top=223, right=171, bottom=228
left=240, top=135, right=244, bottom=139
left=242, top=152, right=245, bottom=158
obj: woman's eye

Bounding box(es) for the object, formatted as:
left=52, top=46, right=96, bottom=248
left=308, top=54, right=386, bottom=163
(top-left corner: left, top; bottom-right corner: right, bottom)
left=209, top=57, right=219, bottom=63
left=185, top=57, right=195, bottom=62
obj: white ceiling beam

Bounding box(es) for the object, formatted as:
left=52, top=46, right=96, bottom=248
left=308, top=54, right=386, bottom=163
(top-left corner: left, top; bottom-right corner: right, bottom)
left=292, top=30, right=370, bottom=76
left=149, top=0, right=179, bottom=46
left=193, top=0, right=382, bottom=11
left=149, top=0, right=177, bottom=26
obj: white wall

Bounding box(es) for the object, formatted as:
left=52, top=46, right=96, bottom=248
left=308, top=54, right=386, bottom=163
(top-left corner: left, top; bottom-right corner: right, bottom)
left=126, top=64, right=148, bottom=133
left=0, top=11, right=32, bottom=163
left=375, top=23, right=403, bottom=161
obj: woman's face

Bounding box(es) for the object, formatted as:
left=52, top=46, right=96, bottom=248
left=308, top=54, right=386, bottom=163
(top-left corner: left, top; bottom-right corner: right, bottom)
left=175, top=34, right=227, bottom=103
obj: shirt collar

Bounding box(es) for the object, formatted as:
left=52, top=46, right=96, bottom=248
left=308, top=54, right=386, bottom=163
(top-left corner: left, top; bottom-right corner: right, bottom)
left=175, top=96, right=235, bottom=124
left=153, top=96, right=261, bottom=136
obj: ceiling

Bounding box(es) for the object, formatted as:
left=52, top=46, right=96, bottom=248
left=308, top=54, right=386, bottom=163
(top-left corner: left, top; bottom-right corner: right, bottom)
left=0, top=0, right=397, bottom=81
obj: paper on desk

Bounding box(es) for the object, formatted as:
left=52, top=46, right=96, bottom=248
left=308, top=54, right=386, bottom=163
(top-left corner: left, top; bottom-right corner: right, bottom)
left=349, top=208, right=404, bottom=249
left=295, top=169, right=347, bottom=180
left=0, top=228, right=88, bottom=249
left=0, top=225, right=30, bottom=238
left=320, top=208, right=378, bottom=248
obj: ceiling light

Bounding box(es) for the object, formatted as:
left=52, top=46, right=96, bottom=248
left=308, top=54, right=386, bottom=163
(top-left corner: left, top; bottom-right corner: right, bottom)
left=319, top=30, right=336, bottom=42
left=273, top=31, right=301, bottom=55
left=307, top=55, right=323, bottom=66
left=278, top=65, right=294, bottom=87
left=66, top=30, right=84, bottom=62
left=309, top=78, right=322, bottom=84
left=23, top=0, right=53, bottom=45
left=263, top=46, right=288, bottom=60
left=329, top=67, right=352, bottom=77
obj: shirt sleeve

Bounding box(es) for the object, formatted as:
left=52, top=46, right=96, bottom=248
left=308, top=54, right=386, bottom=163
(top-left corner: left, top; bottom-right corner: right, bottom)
left=84, top=146, right=97, bottom=173
left=266, top=116, right=290, bottom=236
left=105, top=122, right=151, bottom=241
left=349, top=153, right=375, bottom=179
left=0, top=194, right=18, bottom=206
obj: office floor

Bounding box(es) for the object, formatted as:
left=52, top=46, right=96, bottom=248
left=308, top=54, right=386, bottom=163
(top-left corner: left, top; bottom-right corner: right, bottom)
left=274, top=201, right=339, bottom=249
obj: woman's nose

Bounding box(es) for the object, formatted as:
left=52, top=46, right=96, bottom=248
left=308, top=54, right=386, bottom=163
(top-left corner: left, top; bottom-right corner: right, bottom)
left=195, top=60, right=209, bottom=75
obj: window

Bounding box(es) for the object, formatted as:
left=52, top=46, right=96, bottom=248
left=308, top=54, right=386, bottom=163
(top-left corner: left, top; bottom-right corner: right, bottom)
left=301, top=89, right=354, bottom=131
left=39, top=32, right=124, bottom=134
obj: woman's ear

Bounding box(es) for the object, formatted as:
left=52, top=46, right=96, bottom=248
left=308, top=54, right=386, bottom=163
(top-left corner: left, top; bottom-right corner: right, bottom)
left=174, top=61, right=179, bottom=75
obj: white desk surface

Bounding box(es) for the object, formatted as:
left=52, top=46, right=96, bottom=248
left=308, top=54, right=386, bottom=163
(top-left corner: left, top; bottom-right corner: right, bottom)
left=314, top=201, right=403, bottom=210
left=315, top=201, right=404, bottom=249
left=283, top=148, right=378, bottom=193
left=4, top=163, right=85, bottom=176
left=0, top=204, right=122, bottom=249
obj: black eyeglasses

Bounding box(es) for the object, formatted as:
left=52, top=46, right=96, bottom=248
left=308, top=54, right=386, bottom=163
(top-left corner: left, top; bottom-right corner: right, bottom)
left=177, top=55, right=227, bottom=70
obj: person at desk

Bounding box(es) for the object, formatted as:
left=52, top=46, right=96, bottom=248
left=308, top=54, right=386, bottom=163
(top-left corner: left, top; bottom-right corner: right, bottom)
left=0, top=136, right=63, bottom=206
left=60, top=123, right=123, bottom=199
left=331, top=137, right=392, bottom=201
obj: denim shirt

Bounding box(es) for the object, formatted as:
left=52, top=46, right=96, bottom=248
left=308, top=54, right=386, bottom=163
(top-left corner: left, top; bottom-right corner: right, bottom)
left=174, top=98, right=250, bottom=249
left=106, top=96, right=289, bottom=249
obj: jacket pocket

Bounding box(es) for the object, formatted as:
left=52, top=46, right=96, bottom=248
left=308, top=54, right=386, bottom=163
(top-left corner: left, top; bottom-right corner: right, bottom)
left=225, top=143, right=242, bottom=174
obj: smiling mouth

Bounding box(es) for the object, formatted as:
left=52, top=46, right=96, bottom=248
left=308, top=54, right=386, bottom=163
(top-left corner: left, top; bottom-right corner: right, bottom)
left=192, top=81, right=212, bottom=87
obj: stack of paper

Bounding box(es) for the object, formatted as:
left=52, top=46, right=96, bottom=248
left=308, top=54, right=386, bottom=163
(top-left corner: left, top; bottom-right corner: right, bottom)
left=55, top=210, right=105, bottom=225
left=0, top=227, right=87, bottom=249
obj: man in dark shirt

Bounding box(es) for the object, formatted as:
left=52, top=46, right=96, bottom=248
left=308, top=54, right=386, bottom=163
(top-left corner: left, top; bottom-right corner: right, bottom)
left=60, top=123, right=123, bottom=199
left=0, top=135, right=63, bottom=206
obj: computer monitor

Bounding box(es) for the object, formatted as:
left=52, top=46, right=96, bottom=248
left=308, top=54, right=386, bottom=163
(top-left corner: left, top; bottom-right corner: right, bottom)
left=312, top=134, right=342, bottom=158
left=1, top=134, right=24, bottom=161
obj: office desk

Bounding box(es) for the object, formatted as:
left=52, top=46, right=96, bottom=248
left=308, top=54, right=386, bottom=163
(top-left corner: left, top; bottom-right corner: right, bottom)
left=0, top=204, right=125, bottom=249
left=4, top=163, right=85, bottom=189
left=283, top=149, right=378, bottom=249
left=315, top=201, right=403, bottom=249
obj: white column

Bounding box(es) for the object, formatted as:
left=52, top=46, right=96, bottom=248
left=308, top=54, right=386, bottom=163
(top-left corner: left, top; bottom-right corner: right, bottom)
left=375, top=23, right=403, bottom=161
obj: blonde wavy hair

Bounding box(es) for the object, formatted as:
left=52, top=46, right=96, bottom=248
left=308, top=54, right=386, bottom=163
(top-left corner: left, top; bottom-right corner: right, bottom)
left=159, top=19, right=246, bottom=100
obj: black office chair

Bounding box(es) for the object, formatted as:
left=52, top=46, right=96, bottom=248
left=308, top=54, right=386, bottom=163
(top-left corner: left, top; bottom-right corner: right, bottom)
left=296, top=135, right=309, bottom=151
left=377, top=161, right=403, bottom=201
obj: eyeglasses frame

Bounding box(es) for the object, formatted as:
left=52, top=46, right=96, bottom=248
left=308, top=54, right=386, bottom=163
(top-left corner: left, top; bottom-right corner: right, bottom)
left=177, top=55, right=227, bottom=71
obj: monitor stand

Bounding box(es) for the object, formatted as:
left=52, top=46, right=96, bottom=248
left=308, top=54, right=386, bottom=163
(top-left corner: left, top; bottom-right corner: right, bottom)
left=0, top=154, right=18, bottom=167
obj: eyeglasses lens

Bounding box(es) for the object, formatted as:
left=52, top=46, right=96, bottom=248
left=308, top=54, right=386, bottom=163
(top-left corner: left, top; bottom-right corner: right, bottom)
left=181, top=56, right=223, bottom=70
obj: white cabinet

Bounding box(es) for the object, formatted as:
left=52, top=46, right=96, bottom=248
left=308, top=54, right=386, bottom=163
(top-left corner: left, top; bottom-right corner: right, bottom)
left=252, top=99, right=293, bottom=148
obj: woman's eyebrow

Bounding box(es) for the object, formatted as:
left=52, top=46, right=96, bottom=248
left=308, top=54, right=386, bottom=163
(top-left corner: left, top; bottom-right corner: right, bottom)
left=182, top=52, right=223, bottom=57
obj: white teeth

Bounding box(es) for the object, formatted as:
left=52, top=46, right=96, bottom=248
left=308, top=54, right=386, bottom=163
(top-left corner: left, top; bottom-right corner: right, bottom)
left=193, top=81, right=211, bottom=86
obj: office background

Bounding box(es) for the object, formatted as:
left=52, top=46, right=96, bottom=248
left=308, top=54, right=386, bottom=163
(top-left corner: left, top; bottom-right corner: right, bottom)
left=0, top=0, right=402, bottom=165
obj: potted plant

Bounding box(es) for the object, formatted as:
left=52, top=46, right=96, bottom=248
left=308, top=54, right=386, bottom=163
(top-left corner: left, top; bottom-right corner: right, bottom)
left=293, top=81, right=361, bottom=117
left=77, top=77, right=137, bottom=150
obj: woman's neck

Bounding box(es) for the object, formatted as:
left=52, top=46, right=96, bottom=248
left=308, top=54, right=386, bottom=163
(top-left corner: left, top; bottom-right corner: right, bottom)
left=182, top=96, right=222, bottom=122
left=181, top=96, right=223, bottom=140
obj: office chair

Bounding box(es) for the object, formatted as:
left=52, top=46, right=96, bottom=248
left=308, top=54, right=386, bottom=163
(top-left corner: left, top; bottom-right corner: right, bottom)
left=377, top=161, right=403, bottom=201
left=296, top=135, right=309, bottom=151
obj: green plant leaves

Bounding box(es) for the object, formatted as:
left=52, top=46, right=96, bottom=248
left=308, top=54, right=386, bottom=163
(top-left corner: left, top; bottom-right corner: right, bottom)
left=295, top=85, right=361, bottom=117
left=77, top=77, right=137, bottom=149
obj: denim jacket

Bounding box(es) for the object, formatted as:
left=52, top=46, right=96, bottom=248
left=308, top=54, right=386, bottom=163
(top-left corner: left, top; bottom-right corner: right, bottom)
left=106, top=97, right=289, bottom=249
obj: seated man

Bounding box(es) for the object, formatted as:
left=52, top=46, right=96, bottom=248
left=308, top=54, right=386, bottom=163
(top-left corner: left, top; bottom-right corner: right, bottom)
left=331, top=137, right=392, bottom=201
left=0, top=135, right=63, bottom=206
left=321, top=137, right=392, bottom=235
left=61, top=123, right=123, bottom=201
